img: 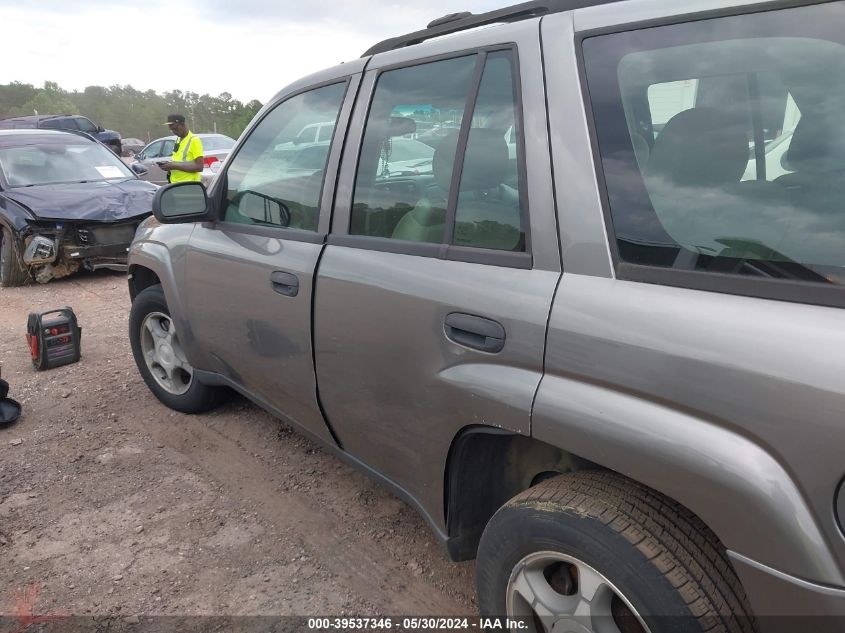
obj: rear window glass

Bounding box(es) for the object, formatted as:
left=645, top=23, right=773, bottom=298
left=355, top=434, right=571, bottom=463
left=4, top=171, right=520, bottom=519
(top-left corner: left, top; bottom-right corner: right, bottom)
left=584, top=2, right=845, bottom=286
left=202, top=136, right=235, bottom=151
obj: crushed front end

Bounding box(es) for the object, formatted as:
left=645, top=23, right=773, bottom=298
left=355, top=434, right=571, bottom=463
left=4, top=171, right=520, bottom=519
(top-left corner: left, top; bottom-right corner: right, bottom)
left=21, top=217, right=147, bottom=283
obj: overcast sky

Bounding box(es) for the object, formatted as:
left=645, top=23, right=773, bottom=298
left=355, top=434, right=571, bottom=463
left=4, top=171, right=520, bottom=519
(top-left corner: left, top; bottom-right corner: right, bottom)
left=1, top=0, right=510, bottom=104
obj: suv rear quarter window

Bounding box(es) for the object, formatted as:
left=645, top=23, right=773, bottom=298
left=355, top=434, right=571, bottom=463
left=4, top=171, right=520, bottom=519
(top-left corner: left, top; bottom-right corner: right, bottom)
left=583, top=2, right=845, bottom=299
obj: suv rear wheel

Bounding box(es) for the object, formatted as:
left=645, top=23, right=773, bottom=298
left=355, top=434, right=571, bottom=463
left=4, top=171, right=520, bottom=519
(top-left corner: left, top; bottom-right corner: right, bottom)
left=477, top=471, right=756, bottom=633
left=0, top=226, right=28, bottom=287
left=129, top=284, right=225, bottom=413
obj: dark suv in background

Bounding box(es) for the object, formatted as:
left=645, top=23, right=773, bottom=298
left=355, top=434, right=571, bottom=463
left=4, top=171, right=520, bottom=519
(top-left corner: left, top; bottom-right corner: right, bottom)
left=0, top=114, right=122, bottom=155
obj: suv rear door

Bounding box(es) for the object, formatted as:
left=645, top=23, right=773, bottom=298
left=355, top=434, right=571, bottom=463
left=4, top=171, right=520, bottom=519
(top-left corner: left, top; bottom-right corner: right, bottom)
left=313, top=23, right=560, bottom=531
left=182, top=69, right=362, bottom=444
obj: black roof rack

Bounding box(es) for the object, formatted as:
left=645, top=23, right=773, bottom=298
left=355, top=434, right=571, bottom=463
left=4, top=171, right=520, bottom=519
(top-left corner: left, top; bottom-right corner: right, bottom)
left=362, top=0, right=619, bottom=57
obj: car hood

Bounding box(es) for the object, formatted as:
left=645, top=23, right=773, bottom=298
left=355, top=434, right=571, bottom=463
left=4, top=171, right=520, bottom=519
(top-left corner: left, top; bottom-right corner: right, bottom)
left=3, top=179, right=155, bottom=222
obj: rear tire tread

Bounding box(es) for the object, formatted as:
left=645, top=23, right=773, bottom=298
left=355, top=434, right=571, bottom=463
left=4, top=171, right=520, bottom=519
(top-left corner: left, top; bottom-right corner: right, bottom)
left=505, top=471, right=756, bottom=633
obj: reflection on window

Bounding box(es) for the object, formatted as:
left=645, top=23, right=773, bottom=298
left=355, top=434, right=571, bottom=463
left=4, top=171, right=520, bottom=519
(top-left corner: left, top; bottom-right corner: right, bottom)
left=453, top=51, right=524, bottom=252
left=585, top=3, right=845, bottom=285
left=221, top=82, right=345, bottom=230
left=350, top=55, right=477, bottom=242
left=350, top=51, right=525, bottom=252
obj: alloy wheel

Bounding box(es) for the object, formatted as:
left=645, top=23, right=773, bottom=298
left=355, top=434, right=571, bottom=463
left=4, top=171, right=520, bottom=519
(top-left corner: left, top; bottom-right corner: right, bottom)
left=506, top=551, right=652, bottom=633
left=139, top=311, right=193, bottom=395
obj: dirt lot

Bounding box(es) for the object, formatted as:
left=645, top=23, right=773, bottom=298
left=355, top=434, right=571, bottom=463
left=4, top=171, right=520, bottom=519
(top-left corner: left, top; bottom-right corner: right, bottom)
left=0, top=271, right=477, bottom=628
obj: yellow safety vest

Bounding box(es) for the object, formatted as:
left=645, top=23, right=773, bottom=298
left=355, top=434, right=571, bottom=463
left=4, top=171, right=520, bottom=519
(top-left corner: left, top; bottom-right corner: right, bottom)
left=169, top=132, right=202, bottom=183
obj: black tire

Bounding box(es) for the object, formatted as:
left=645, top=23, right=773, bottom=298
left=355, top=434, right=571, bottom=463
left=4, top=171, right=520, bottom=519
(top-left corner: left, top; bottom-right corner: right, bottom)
left=477, top=471, right=756, bottom=633
left=129, top=284, right=224, bottom=413
left=0, top=226, right=29, bottom=287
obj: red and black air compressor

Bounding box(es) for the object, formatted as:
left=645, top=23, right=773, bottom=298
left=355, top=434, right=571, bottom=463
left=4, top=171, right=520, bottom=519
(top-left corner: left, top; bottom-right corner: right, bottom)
left=26, top=308, right=82, bottom=371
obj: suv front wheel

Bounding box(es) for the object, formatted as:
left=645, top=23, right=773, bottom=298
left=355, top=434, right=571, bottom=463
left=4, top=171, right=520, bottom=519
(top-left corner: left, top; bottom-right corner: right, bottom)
left=129, top=284, right=224, bottom=413
left=0, top=226, right=28, bottom=287
left=476, top=471, right=756, bottom=633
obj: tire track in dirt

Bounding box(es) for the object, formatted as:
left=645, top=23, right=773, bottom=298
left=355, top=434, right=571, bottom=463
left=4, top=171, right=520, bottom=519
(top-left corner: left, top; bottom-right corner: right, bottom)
left=1, top=272, right=476, bottom=618
left=146, top=413, right=473, bottom=615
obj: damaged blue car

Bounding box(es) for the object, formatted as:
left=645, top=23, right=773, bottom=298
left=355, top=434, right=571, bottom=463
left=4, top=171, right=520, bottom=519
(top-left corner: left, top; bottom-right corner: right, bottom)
left=0, top=129, right=155, bottom=286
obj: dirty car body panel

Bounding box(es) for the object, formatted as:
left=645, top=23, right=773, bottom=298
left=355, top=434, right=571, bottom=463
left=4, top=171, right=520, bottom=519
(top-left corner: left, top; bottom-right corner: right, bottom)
left=313, top=19, right=560, bottom=536
left=128, top=0, right=845, bottom=625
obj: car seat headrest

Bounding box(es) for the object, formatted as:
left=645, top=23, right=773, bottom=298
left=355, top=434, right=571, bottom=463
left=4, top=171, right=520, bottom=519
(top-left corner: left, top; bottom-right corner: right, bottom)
left=646, top=107, right=748, bottom=188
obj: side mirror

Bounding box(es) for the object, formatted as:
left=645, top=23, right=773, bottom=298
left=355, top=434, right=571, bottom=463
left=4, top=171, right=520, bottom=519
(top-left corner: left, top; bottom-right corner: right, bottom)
left=152, top=182, right=213, bottom=224
left=130, top=163, right=148, bottom=176
left=97, top=125, right=105, bottom=133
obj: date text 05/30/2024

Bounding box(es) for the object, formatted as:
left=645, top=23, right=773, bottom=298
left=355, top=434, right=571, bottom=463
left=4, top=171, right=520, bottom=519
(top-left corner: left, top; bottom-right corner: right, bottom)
left=307, top=617, right=528, bottom=630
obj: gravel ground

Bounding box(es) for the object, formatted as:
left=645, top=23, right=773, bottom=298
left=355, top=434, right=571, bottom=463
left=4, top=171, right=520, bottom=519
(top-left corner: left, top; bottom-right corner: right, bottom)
left=0, top=271, right=477, bottom=628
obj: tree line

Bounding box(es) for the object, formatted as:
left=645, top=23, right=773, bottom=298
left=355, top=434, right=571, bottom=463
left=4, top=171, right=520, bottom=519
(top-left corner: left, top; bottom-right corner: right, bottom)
left=0, top=81, right=263, bottom=142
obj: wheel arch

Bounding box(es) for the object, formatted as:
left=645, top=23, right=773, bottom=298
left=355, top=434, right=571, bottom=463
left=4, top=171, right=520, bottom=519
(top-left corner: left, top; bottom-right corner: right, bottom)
left=443, top=425, right=605, bottom=562
left=127, top=241, right=197, bottom=363
left=127, top=264, right=160, bottom=301
left=531, top=373, right=843, bottom=586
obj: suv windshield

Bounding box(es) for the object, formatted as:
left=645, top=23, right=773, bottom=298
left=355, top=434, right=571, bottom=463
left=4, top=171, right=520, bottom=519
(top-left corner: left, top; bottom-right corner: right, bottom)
left=0, top=139, right=134, bottom=187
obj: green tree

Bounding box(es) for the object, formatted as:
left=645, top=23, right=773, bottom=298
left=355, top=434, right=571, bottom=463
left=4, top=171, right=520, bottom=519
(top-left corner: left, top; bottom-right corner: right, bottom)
left=18, top=81, right=77, bottom=118
left=0, top=80, right=262, bottom=140
left=0, top=82, right=38, bottom=118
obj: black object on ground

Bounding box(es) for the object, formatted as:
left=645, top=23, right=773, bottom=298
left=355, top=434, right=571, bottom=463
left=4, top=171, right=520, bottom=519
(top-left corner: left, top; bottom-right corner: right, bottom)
left=26, top=307, right=82, bottom=371
left=0, top=378, right=21, bottom=428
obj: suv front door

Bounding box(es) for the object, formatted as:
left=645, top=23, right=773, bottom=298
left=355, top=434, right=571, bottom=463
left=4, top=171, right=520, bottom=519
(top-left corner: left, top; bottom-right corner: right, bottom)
left=314, top=31, right=560, bottom=531
left=183, top=76, right=358, bottom=443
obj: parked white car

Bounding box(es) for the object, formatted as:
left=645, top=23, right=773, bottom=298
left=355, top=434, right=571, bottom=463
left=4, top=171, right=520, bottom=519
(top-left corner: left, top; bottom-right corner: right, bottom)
left=132, top=133, right=236, bottom=186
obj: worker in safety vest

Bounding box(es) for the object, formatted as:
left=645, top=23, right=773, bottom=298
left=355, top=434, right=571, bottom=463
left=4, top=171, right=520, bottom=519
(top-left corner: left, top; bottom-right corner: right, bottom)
left=157, top=114, right=204, bottom=183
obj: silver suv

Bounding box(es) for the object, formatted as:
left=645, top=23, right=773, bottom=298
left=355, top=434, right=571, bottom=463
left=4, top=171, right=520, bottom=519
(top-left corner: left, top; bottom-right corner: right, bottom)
left=126, top=1, right=845, bottom=630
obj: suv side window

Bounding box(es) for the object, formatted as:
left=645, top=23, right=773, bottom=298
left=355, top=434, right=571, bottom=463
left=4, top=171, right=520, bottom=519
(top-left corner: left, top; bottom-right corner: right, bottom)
left=350, top=54, right=477, bottom=243
left=74, top=117, right=98, bottom=134
left=351, top=50, right=525, bottom=252
left=39, top=118, right=66, bottom=130
left=584, top=3, right=845, bottom=288
left=453, top=51, right=524, bottom=251
left=221, top=82, right=346, bottom=231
